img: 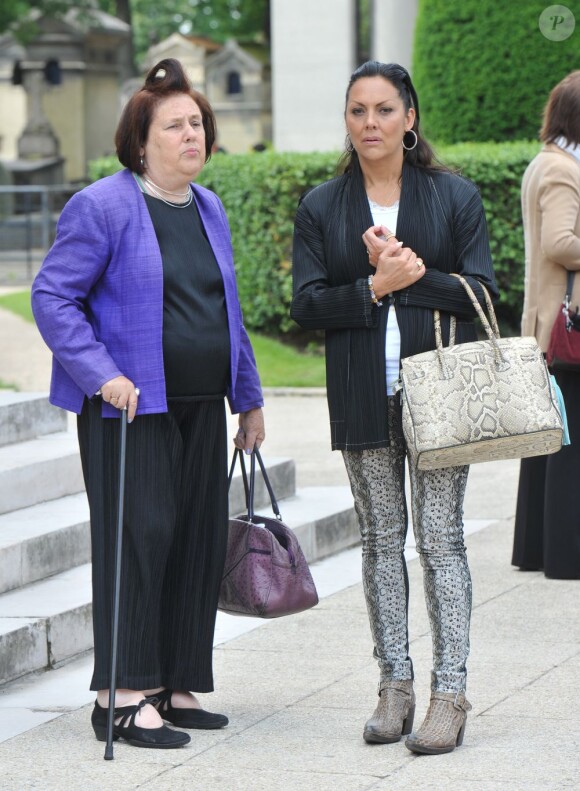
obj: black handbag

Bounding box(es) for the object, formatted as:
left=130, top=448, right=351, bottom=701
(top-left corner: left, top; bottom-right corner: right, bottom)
left=218, top=449, right=319, bottom=618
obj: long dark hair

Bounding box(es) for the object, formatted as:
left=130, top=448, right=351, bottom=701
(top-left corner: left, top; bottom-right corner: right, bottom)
left=115, top=58, right=217, bottom=174
left=340, top=60, right=439, bottom=173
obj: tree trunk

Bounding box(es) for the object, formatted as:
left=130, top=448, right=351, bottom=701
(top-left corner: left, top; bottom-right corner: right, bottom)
left=115, top=0, right=136, bottom=79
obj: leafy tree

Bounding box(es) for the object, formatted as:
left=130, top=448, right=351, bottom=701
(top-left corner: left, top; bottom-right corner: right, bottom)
left=0, top=1, right=70, bottom=36
left=413, top=0, right=577, bottom=143
left=1, top=2, right=138, bottom=75
left=1, top=1, right=269, bottom=56
left=132, top=0, right=269, bottom=46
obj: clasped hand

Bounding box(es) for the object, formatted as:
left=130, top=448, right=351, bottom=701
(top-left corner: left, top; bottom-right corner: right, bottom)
left=362, top=225, right=425, bottom=299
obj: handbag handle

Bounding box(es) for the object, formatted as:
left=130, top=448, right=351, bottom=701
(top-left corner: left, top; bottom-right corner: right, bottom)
left=433, top=275, right=508, bottom=376
left=564, top=271, right=575, bottom=308
left=228, top=448, right=283, bottom=522
left=560, top=271, right=578, bottom=331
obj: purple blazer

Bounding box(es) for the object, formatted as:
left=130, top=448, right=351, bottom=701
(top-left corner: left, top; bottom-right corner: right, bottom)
left=31, top=169, right=263, bottom=417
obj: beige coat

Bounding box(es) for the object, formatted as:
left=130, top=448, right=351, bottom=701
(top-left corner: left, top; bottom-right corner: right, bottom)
left=521, top=143, right=580, bottom=351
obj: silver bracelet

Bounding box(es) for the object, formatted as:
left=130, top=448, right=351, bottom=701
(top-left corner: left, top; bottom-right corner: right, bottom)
left=367, top=275, right=383, bottom=306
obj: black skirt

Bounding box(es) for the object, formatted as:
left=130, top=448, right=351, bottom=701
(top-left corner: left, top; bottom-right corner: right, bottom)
left=512, top=368, right=580, bottom=579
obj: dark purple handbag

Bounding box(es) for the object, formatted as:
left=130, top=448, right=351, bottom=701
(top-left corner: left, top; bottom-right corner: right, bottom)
left=218, top=449, right=319, bottom=618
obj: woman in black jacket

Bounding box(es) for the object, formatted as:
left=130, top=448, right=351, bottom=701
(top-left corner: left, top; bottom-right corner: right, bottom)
left=291, top=61, right=498, bottom=755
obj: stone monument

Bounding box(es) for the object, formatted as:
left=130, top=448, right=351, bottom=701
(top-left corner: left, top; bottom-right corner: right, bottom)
left=0, top=7, right=130, bottom=184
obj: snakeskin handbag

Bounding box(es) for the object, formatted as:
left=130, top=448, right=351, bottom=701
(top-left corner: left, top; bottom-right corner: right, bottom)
left=399, top=275, right=564, bottom=470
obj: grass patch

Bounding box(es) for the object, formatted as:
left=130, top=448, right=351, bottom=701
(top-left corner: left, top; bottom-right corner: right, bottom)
left=0, top=290, right=34, bottom=323
left=249, top=333, right=325, bottom=387
left=0, top=290, right=326, bottom=388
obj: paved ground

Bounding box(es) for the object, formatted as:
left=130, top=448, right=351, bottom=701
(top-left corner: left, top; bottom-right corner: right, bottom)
left=0, top=301, right=579, bottom=790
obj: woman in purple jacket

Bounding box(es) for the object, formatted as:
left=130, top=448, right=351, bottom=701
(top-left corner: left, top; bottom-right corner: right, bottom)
left=32, top=59, right=265, bottom=749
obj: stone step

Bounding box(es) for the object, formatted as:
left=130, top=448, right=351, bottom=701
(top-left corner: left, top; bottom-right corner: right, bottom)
left=0, top=393, right=67, bottom=447
left=0, top=458, right=296, bottom=594
left=0, top=493, right=90, bottom=596
left=273, top=486, right=359, bottom=563
left=0, top=431, right=84, bottom=515
left=228, top=455, right=296, bottom=515
left=0, top=564, right=92, bottom=686
left=0, top=485, right=358, bottom=686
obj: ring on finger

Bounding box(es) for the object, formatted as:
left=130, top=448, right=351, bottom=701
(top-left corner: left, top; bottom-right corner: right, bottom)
left=385, top=233, right=396, bottom=241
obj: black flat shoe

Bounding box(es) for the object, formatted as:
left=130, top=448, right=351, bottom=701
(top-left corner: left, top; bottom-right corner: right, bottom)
left=147, top=688, right=229, bottom=730
left=91, top=699, right=191, bottom=748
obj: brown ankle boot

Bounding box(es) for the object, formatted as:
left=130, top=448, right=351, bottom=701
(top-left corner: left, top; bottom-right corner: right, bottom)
left=363, top=680, right=415, bottom=744
left=405, top=691, right=472, bottom=755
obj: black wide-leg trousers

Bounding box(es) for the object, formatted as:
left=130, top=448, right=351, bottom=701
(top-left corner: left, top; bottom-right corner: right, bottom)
left=512, top=368, right=580, bottom=579
left=77, top=397, right=228, bottom=693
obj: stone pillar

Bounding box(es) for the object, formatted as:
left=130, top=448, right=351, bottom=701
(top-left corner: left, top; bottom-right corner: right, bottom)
left=271, top=0, right=357, bottom=152
left=371, top=0, right=418, bottom=71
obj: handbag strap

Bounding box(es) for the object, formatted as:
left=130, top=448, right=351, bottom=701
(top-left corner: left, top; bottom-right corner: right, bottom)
left=565, top=271, right=575, bottom=306
left=434, top=275, right=499, bottom=339
left=228, top=447, right=283, bottom=521
left=435, top=313, right=457, bottom=349
left=449, top=273, right=501, bottom=338
left=228, top=448, right=250, bottom=510
left=433, top=274, right=507, bottom=373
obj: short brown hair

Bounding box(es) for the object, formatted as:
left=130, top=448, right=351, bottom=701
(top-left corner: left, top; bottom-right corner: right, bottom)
left=540, top=71, right=580, bottom=146
left=115, top=58, right=217, bottom=174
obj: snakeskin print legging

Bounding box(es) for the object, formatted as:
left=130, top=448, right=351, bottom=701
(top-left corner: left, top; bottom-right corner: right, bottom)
left=342, top=398, right=471, bottom=694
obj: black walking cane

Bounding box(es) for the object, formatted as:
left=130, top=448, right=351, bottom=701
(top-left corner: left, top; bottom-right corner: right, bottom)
left=104, top=407, right=128, bottom=760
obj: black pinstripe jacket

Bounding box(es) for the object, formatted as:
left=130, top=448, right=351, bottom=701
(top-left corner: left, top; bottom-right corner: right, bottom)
left=290, top=161, right=499, bottom=451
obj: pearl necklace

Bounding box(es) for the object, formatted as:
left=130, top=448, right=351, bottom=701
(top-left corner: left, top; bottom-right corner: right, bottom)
left=143, top=175, right=190, bottom=198
left=140, top=174, right=193, bottom=208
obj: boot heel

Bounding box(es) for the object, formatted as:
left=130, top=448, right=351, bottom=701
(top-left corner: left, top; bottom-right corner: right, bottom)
left=402, top=704, right=415, bottom=736
left=363, top=680, right=415, bottom=744
left=405, top=692, right=472, bottom=755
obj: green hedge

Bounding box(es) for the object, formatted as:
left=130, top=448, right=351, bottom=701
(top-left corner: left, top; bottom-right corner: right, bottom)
left=90, top=151, right=338, bottom=334
left=90, top=141, right=540, bottom=335
left=200, top=152, right=338, bottom=334
left=413, top=0, right=578, bottom=143
left=436, top=141, right=540, bottom=329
